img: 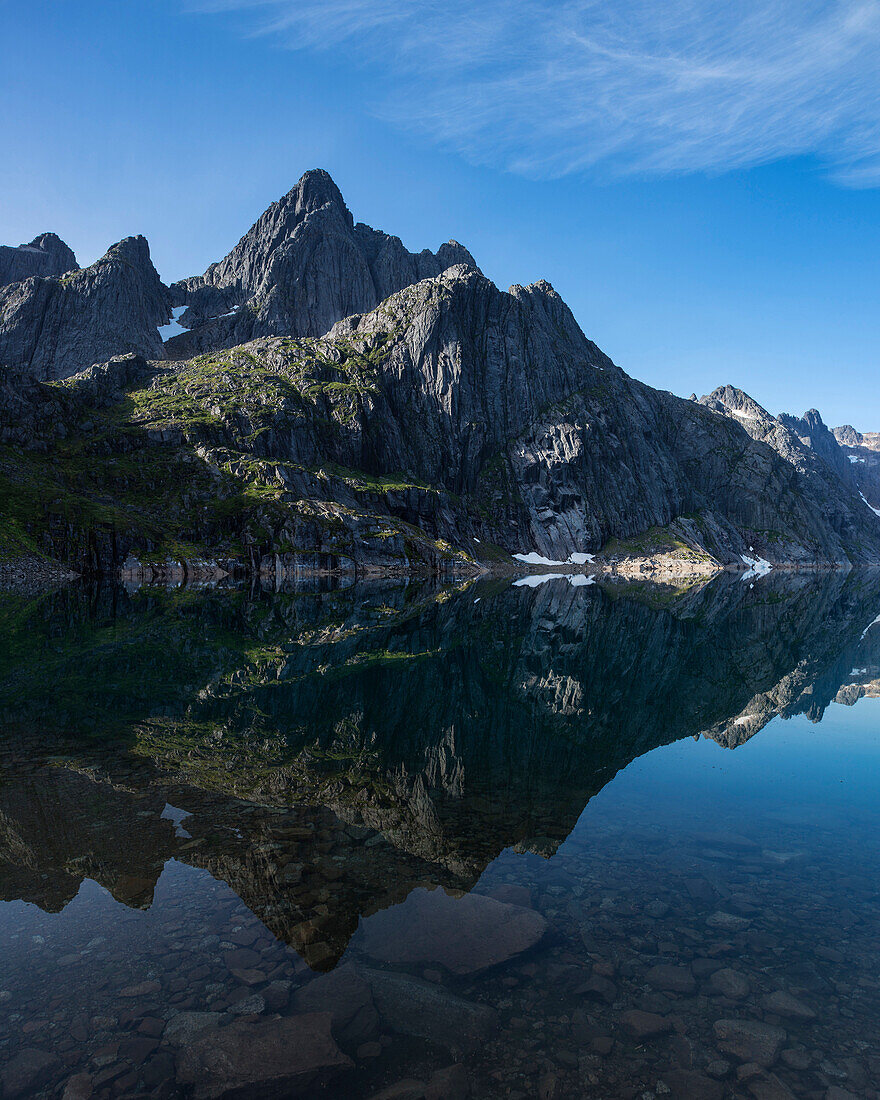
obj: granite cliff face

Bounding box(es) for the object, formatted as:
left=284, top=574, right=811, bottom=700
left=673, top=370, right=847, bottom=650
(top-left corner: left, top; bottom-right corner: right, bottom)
left=0, top=236, right=170, bottom=380
left=166, top=169, right=477, bottom=357
left=0, top=233, right=78, bottom=287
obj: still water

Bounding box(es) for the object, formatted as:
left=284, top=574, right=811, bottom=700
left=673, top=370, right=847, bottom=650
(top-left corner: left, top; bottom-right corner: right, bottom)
left=0, top=572, right=878, bottom=1099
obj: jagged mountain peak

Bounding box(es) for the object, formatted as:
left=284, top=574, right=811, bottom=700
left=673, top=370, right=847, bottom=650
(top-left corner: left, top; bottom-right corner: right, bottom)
left=165, top=170, right=480, bottom=357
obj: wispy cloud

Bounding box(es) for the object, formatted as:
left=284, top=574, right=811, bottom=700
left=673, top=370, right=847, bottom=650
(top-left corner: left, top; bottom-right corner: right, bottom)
left=192, top=0, right=880, bottom=184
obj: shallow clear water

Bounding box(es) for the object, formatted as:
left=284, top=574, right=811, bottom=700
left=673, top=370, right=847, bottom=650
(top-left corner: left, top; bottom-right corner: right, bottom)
left=1, top=573, right=879, bottom=1099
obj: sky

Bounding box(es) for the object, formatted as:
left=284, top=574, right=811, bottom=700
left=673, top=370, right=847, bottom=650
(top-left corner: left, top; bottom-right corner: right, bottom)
left=2, top=0, right=880, bottom=427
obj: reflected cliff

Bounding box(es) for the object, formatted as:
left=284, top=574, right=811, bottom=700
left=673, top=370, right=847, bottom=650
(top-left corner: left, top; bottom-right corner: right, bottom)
left=2, top=570, right=880, bottom=970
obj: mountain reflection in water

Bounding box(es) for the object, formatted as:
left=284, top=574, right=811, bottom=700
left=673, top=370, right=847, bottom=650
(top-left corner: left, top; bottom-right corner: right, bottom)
left=1, top=572, right=879, bottom=1099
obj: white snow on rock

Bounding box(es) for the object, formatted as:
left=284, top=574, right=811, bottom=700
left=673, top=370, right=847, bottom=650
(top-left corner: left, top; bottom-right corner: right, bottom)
left=741, top=554, right=772, bottom=581
left=848, top=454, right=867, bottom=464
left=730, top=408, right=760, bottom=421
left=860, top=613, right=880, bottom=640
left=158, top=305, right=189, bottom=341
left=859, top=491, right=880, bottom=518
left=568, top=552, right=595, bottom=564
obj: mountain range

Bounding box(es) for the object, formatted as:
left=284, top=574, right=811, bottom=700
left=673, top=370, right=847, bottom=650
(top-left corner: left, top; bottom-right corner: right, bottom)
left=1, top=169, right=879, bottom=578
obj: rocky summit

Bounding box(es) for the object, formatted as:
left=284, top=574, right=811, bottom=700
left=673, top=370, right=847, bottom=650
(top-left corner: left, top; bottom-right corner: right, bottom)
left=1, top=169, right=879, bottom=578
left=0, top=235, right=170, bottom=381
left=166, top=168, right=478, bottom=357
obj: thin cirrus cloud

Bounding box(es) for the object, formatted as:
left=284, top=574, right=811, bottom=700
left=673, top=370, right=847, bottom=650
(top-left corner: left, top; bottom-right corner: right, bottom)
left=194, top=0, right=880, bottom=185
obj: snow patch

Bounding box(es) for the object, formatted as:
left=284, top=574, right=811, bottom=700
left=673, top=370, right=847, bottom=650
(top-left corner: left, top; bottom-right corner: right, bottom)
left=158, top=305, right=189, bottom=341
left=729, top=408, right=759, bottom=422
left=741, top=554, right=772, bottom=581
left=848, top=454, right=867, bottom=464
left=859, top=491, right=880, bottom=518
left=860, top=613, right=880, bottom=640
left=514, top=550, right=595, bottom=566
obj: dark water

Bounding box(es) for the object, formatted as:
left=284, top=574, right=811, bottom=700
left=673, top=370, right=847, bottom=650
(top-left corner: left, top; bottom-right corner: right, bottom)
left=1, top=572, right=879, bottom=1099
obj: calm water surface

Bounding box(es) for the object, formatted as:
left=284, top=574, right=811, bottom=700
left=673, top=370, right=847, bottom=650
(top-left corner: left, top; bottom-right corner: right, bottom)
left=0, top=573, right=879, bottom=1099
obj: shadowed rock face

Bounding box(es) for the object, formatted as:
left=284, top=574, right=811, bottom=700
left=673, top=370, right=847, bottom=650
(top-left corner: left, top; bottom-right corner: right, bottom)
left=2, top=571, right=879, bottom=967
left=778, top=407, right=855, bottom=486
left=0, top=233, right=78, bottom=287
left=833, top=423, right=880, bottom=513
left=166, top=169, right=477, bottom=356
left=0, top=236, right=170, bottom=380
left=699, top=385, right=880, bottom=559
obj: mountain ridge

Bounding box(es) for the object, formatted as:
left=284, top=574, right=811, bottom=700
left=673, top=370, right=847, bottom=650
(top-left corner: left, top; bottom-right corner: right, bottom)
left=1, top=169, right=879, bottom=577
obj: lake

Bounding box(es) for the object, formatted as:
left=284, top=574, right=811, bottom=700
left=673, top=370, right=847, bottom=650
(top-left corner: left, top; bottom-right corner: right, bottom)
left=1, top=571, right=879, bottom=1099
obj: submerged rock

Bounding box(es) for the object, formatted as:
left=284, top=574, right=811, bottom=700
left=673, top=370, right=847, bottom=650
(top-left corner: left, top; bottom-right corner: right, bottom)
left=360, top=967, right=497, bottom=1057
left=1, top=1047, right=61, bottom=1098
left=713, top=1019, right=786, bottom=1067
left=760, top=990, right=816, bottom=1019
left=174, top=1012, right=351, bottom=1098
left=358, top=886, right=547, bottom=974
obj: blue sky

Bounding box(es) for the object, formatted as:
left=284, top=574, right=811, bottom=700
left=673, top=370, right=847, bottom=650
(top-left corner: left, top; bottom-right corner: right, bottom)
left=2, top=0, right=880, bottom=427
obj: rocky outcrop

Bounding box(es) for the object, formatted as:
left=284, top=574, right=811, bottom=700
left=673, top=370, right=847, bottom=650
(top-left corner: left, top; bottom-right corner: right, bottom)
left=165, top=169, right=477, bottom=356
left=0, top=233, right=77, bottom=287
left=0, top=236, right=170, bottom=380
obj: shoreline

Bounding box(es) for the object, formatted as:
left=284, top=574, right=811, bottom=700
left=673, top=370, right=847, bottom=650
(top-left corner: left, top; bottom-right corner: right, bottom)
left=0, top=551, right=871, bottom=594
